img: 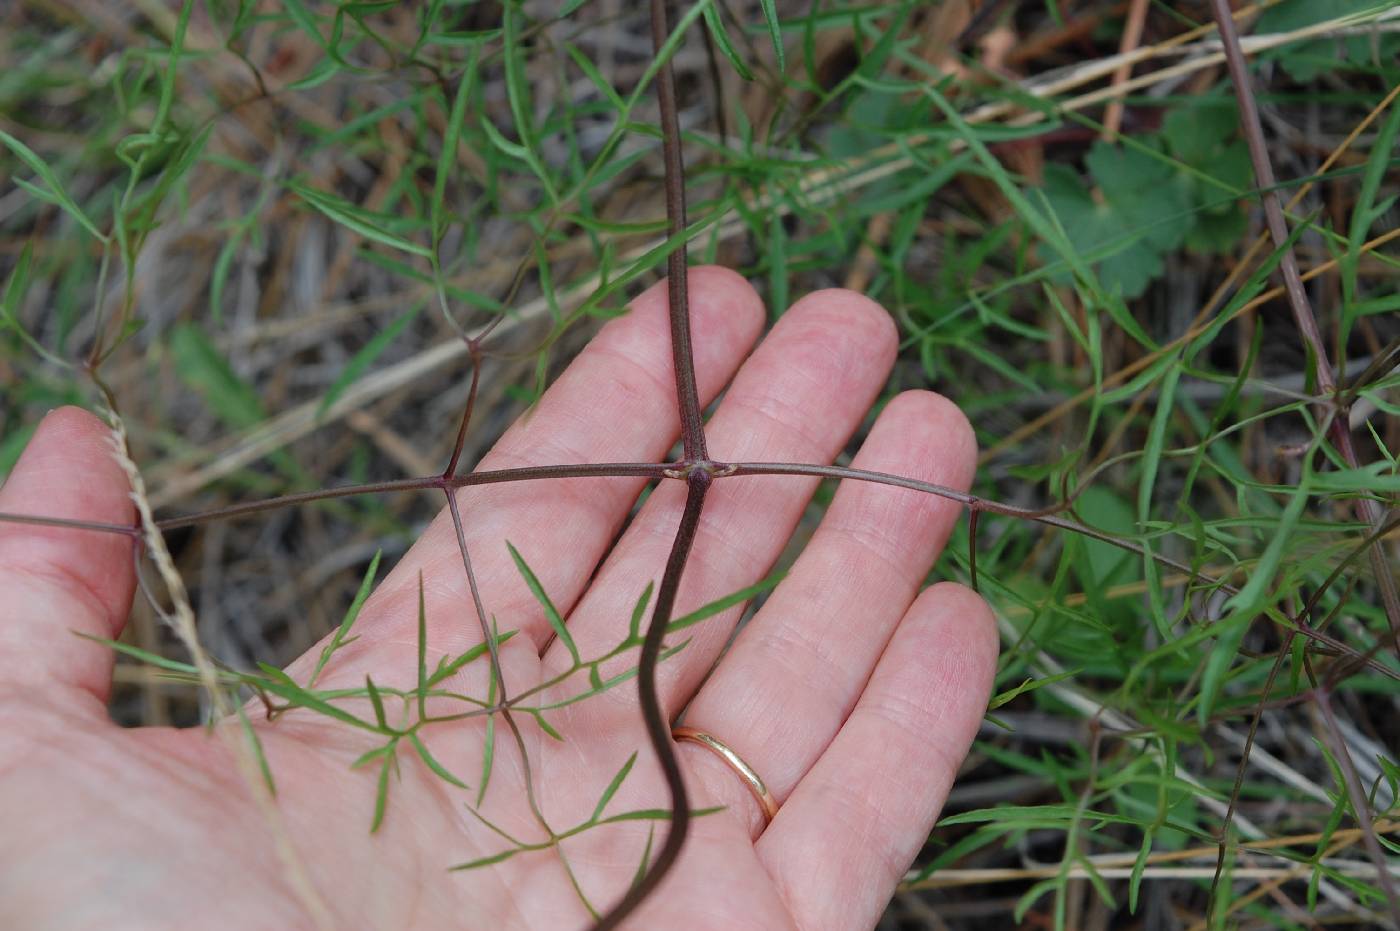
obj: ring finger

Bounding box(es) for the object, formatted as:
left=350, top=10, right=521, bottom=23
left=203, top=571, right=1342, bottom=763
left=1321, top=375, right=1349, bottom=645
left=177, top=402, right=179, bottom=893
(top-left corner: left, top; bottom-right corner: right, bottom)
left=673, top=389, right=976, bottom=837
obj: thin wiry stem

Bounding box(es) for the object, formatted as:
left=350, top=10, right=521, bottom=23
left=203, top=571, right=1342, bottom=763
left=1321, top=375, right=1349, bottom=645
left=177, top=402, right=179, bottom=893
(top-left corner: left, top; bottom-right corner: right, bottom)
left=0, top=512, right=142, bottom=537
left=592, top=0, right=709, bottom=926
left=1313, top=685, right=1400, bottom=919
left=443, top=338, right=483, bottom=480
left=594, top=478, right=710, bottom=930
left=14, top=453, right=1395, bottom=683
left=1207, top=0, right=1400, bottom=649
left=442, top=491, right=551, bottom=834
left=153, top=464, right=671, bottom=531
left=1208, top=3, right=1400, bottom=923
left=653, top=0, right=704, bottom=463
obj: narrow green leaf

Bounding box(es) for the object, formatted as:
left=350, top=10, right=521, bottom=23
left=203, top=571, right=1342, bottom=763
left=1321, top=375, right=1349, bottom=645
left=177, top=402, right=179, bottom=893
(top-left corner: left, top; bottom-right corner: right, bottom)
left=499, top=7, right=558, bottom=202
left=79, top=634, right=200, bottom=677
left=988, top=669, right=1081, bottom=711
left=702, top=4, right=753, bottom=80
left=289, top=182, right=431, bottom=257
left=590, top=752, right=638, bottom=823
left=627, top=582, right=654, bottom=643
left=2, top=241, right=68, bottom=367
left=449, top=847, right=526, bottom=871
left=170, top=323, right=266, bottom=428
left=565, top=43, right=627, bottom=110
left=428, top=629, right=518, bottom=687
left=1137, top=360, right=1182, bottom=521
left=208, top=228, right=243, bottom=324
left=598, top=805, right=724, bottom=825
left=507, top=541, right=579, bottom=664
left=254, top=665, right=380, bottom=732
left=310, top=549, right=382, bottom=686
left=432, top=49, right=479, bottom=244
left=666, top=573, right=783, bottom=633
left=629, top=825, right=656, bottom=892
left=1199, top=480, right=1309, bottom=723
left=318, top=302, right=423, bottom=418
left=351, top=743, right=394, bottom=769
left=0, top=129, right=108, bottom=242
left=477, top=636, right=499, bottom=807
left=533, top=710, right=564, bottom=741
left=1344, top=99, right=1400, bottom=312
left=236, top=704, right=277, bottom=797
left=408, top=732, right=469, bottom=789
left=370, top=745, right=395, bottom=832
left=759, top=0, right=785, bottom=71
left=365, top=675, right=389, bottom=730
left=1129, top=830, right=1154, bottom=913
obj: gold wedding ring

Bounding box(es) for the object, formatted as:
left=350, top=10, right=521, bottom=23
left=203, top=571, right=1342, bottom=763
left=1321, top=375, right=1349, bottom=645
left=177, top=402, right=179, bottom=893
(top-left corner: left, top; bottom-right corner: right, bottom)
left=672, top=725, right=779, bottom=826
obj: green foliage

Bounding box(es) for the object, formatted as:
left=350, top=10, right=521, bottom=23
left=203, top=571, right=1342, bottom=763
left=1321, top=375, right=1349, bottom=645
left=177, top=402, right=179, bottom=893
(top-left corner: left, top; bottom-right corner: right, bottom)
left=2, top=2, right=1398, bottom=927
left=1040, top=102, right=1251, bottom=297
left=1257, top=0, right=1400, bottom=81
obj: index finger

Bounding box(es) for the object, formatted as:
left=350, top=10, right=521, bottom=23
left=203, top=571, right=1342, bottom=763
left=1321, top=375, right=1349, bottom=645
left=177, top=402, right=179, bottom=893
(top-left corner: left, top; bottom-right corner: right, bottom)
left=291, top=267, right=765, bottom=681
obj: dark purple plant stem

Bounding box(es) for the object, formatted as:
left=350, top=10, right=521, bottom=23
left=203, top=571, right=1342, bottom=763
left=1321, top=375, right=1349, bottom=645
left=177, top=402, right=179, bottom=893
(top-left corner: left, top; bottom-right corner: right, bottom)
left=1208, top=3, right=1400, bottom=922
left=1313, top=685, right=1400, bottom=921
left=443, top=339, right=483, bottom=480
left=0, top=512, right=142, bottom=537
left=595, top=477, right=710, bottom=930
left=653, top=2, right=704, bottom=462
left=592, top=1, right=709, bottom=926
left=443, top=491, right=552, bottom=834
left=728, top=461, right=1398, bottom=680
left=1207, top=0, right=1400, bottom=646
left=153, top=464, right=671, bottom=531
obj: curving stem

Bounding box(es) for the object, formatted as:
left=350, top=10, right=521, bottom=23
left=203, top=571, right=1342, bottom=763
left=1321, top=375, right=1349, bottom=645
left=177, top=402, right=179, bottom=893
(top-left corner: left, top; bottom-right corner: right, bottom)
left=592, top=0, right=709, bottom=927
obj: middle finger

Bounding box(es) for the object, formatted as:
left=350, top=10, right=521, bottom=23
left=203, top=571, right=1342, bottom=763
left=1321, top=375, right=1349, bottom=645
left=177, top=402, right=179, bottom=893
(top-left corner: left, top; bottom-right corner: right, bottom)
left=544, top=288, right=897, bottom=718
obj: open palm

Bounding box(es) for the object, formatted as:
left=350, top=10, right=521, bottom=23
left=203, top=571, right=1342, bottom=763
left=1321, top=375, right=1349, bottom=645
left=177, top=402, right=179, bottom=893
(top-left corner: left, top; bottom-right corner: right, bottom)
left=0, top=267, right=996, bottom=931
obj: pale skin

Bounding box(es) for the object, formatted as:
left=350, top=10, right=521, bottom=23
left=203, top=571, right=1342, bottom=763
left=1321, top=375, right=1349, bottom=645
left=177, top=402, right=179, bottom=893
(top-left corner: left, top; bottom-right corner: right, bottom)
left=0, top=268, right=997, bottom=931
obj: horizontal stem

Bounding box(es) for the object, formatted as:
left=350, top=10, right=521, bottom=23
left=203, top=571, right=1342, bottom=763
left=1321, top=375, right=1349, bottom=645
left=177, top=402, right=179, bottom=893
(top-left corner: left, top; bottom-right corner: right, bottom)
left=0, top=512, right=141, bottom=537
left=154, top=463, right=672, bottom=530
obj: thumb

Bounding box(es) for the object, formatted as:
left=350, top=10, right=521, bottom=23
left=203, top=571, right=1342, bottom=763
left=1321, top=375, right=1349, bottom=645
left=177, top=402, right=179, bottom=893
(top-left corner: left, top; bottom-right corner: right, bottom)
left=0, top=407, right=136, bottom=709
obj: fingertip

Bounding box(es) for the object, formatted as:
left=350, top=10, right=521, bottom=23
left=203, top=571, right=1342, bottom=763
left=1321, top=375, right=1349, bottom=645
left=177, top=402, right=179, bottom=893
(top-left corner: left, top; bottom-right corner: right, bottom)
left=3, top=406, right=128, bottom=516
left=880, top=390, right=979, bottom=491
left=612, top=267, right=765, bottom=382
left=16, top=406, right=112, bottom=469
left=915, top=581, right=999, bottom=706
left=792, top=288, right=898, bottom=362
left=0, top=406, right=135, bottom=703
left=685, top=265, right=766, bottom=353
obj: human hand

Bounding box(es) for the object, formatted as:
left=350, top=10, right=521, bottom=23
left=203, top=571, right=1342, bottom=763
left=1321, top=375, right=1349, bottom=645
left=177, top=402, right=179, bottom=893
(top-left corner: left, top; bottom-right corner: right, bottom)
left=0, top=267, right=996, bottom=931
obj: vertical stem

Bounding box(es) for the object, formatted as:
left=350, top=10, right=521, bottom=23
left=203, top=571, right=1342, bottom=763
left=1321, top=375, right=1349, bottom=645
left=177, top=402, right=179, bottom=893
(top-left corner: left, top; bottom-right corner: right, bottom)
left=652, top=0, right=706, bottom=461
left=1208, top=0, right=1400, bottom=645
left=1208, top=0, right=1333, bottom=391
left=592, top=478, right=709, bottom=930
left=1208, top=4, right=1400, bottom=924
left=444, top=339, right=483, bottom=479
left=594, top=1, right=710, bottom=927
